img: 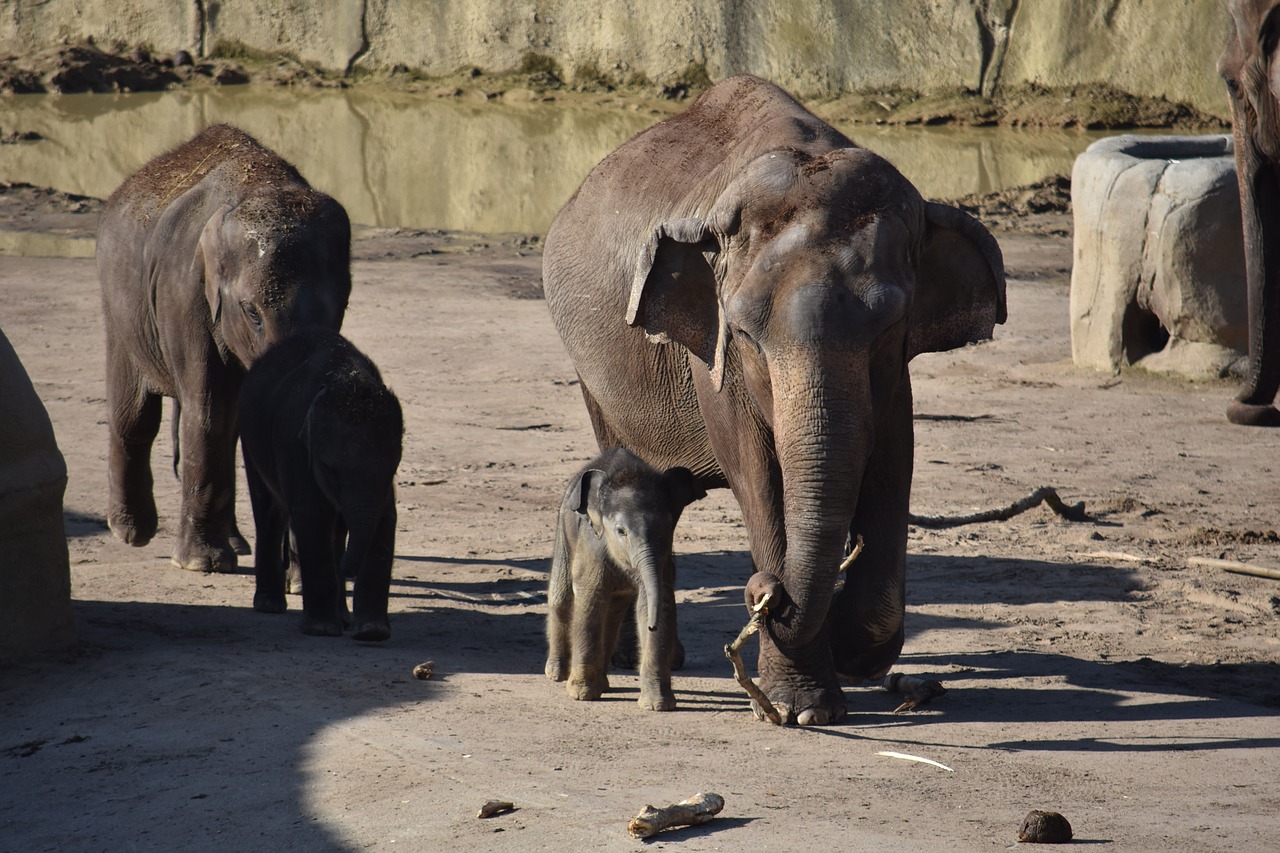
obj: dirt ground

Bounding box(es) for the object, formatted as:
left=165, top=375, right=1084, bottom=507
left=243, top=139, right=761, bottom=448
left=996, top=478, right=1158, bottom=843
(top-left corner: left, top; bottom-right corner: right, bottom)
left=2, top=184, right=1279, bottom=852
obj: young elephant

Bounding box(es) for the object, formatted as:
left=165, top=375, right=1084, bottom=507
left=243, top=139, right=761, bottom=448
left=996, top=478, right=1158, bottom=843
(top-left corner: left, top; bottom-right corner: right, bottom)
left=97, top=124, right=351, bottom=574
left=545, top=448, right=704, bottom=710
left=238, top=328, right=403, bottom=641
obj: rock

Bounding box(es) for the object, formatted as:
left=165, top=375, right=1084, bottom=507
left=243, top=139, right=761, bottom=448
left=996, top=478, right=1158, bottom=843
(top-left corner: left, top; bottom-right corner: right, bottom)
left=0, top=328, right=75, bottom=664
left=1017, top=809, right=1073, bottom=843
left=1070, top=134, right=1247, bottom=379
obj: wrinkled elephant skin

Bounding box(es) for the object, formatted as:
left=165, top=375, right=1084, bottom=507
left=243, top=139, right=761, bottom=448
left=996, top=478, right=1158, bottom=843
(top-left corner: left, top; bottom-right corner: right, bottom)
left=96, top=124, right=352, bottom=572
left=545, top=448, right=704, bottom=710
left=1222, top=1, right=1280, bottom=425
left=238, top=328, right=403, bottom=641
left=543, top=75, right=1006, bottom=725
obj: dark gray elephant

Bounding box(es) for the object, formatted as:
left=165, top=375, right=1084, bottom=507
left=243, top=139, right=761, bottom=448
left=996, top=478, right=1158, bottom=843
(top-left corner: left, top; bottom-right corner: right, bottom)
left=238, top=328, right=403, bottom=641
left=1221, top=0, right=1280, bottom=425
left=96, top=124, right=352, bottom=572
left=542, top=75, right=1005, bottom=725
left=545, top=448, right=704, bottom=710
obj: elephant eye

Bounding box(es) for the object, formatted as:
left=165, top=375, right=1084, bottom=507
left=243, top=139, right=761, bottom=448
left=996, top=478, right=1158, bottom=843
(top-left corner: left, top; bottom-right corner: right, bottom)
left=735, top=327, right=763, bottom=354
left=242, top=301, right=263, bottom=329
left=616, top=526, right=628, bottom=538
left=1225, top=77, right=1242, bottom=100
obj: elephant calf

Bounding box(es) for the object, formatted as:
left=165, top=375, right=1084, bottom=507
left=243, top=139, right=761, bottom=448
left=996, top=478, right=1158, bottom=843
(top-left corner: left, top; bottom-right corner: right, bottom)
left=545, top=448, right=704, bottom=710
left=238, top=328, right=403, bottom=641
left=97, top=124, right=352, bottom=573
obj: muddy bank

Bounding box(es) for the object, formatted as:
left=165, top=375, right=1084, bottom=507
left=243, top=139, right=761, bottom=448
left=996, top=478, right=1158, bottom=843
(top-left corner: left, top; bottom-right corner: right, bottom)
left=2, top=41, right=1227, bottom=133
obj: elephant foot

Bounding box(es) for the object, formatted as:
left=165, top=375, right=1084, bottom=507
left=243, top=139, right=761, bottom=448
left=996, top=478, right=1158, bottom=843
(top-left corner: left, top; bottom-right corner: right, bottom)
left=1227, top=400, right=1280, bottom=426
left=566, top=674, right=607, bottom=701
left=107, top=504, right=157, bottom=547
left=752, top=681, right=847, bottom=726
left=351, top=620, right=390, bottom=642
left=171, top=539, right=237, bottom=573
left=639, top=688, right=677, bottom=711
left=228, top=531, right=251, bottom=556
left=545, top=657, right=569, bottom=682
left=253, top=592, right=287, bottom=614
left=300, top=614, right=344, bottom=637
left=286, top=564, right=303, bottom=595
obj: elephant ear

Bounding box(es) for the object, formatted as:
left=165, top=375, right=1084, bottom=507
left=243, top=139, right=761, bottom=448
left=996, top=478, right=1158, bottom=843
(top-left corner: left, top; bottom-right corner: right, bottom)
left=907, top=202, right=1007, bottom=360
left=626, top=218, right=729, bottom=391
left=197, top=204, right=234, bottom=327
left=568, top=468, right=606, bottom=537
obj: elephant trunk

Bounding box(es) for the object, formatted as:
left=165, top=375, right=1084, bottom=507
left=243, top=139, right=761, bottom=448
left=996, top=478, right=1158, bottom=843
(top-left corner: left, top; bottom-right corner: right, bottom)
left=1230, top=104, right=1280, bottom=425
left=770, top=369, right=870, bottom=651
left=631, top=544, right=663, bottom=632
left=339, top=506, right=385, bottom=580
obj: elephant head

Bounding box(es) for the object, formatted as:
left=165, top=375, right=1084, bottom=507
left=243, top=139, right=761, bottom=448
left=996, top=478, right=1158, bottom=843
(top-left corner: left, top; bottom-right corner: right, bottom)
left=569, top=458, right=703, bottom=632
left=203, top=191, right=351, bottom=367
left=626, top=146, right=1004, bottom=722
left=162, top=186, right=352, bottom=371
left=1221, top=0, right=1280, bottom=425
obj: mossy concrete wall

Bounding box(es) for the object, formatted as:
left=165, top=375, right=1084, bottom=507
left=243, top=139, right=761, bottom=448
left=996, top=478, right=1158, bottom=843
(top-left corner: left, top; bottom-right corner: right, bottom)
left=0, top=0, right=1233, bottom=116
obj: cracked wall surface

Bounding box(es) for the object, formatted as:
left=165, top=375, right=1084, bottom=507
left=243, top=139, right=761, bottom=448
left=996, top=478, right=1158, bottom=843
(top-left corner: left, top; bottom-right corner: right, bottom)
left=0, top=0, right=1233, bottom=116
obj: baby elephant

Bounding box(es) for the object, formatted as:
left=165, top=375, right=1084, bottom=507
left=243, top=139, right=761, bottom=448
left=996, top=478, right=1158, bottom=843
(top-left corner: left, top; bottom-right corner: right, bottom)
left=238, top=328, right=403, bottom=641
left=545, top=448, right=704, bottom=710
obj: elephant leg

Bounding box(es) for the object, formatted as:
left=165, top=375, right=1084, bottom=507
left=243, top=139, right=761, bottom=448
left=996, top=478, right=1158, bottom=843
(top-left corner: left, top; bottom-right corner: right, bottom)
left=566, top=579, right=610, bottom=700
left=104, top=346, right=160, bottom=547
left=221, top=431, right=251, bottom=556
left=286, top=530, right=303, bottom=594
left=611, top=574, right=685, bottom=670
left=291, top=505, right=345, bottom=637
left=579, top=379, right=627, bottom=452
left=171, top=384, right=238, bottom=573
left=245, top=460, right=288, bottom=615
left=350, top=505, right=394, bottom=642
left=610, top=612, right=640, bottom=668
left=634, top=585, right=676, bottom=711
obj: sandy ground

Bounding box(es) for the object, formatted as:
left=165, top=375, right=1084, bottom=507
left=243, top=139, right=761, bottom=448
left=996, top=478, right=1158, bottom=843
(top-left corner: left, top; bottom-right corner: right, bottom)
left=1, top=206, right=1279, bottom=851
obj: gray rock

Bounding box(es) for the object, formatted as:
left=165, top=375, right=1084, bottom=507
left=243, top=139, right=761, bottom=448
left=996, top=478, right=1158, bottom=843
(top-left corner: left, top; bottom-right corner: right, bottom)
left=1070, top=134, right=1247, bottom=380
left=0, top=326, right=74, bottom=664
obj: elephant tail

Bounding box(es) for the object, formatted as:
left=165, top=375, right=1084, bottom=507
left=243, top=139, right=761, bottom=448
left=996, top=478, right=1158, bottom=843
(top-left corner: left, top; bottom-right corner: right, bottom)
left=170, top=398, right=181, bottom=479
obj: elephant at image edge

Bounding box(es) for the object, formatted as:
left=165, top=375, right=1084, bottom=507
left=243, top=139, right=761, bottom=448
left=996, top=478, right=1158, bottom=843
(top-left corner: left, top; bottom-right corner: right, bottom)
left=542, top=75, right=1006, bottom=726
left=96, top=124, right=352, bottom=572
left=1222, top=0, right=1280, bottom=426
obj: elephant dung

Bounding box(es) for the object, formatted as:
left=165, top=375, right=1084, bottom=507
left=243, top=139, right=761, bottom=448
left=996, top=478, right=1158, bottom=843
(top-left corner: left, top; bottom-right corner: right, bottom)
left=1070, top=134, right=1247, bottom=380
left=1018, top=809, right=1074, bottom=844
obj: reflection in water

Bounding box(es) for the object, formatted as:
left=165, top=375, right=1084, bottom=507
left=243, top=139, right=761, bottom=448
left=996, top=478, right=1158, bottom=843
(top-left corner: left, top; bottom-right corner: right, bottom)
left=2, top=86, right=1113, bottom=241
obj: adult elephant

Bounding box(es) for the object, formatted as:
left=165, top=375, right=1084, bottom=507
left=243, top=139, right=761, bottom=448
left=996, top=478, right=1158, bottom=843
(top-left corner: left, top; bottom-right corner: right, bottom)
left=97, top=124, right=352, bottom=573
left=1222, top=0, right=1280, bottom=426
left=543, top=75, right=1005, bottom=725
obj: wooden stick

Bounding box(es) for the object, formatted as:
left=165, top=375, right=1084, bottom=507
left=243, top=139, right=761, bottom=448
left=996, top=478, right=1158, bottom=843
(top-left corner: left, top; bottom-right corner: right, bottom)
left=909, top=486, right=1088, bottom=528
left=723, top=594, right=783, bottom=725
left=1188, top=556, right=1280, bottom=581
left=839, top=534, right=865, bottom=573
left=883, top=672, right=947, bottom=712
left=627, top=792, right=725, bottom=839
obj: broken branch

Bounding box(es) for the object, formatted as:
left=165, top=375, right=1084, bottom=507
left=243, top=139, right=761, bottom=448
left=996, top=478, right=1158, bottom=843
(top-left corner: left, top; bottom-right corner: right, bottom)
left=1188, top=556, right=1280, bottom=582
left=883, top=671, right=947, bottom=712
left=909, top=486, right=1088, bottom=528
left=724, top=593, right=783, bottom=725
left=477, top=800, right=514, bottom=819
left=627, top=792, right=725, bottom=839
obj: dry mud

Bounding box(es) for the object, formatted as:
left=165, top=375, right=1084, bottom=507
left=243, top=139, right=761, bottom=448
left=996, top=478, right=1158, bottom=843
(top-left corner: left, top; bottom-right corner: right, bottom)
left=0, top=189, right=1278, bottom=851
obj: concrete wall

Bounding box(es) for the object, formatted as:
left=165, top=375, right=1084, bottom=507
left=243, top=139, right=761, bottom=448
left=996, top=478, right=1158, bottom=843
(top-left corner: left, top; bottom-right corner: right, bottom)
left=0, top=1, right=1233, bottom=116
